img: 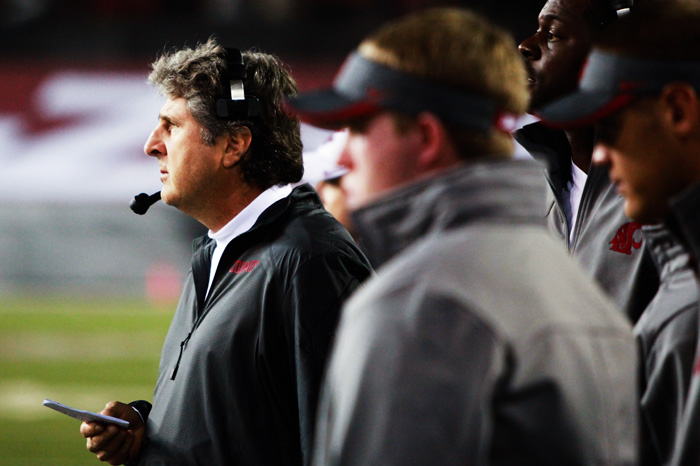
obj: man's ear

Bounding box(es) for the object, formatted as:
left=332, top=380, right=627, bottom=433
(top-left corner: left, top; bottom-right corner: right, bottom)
left=414, top=112, right=458, bottom=171
left=223, top=127, right=252, bottom=168
left=661, top=83, right=700, bottom=139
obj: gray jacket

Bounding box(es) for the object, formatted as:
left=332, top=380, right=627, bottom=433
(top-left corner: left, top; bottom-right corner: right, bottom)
left=313, top=159, right=639, bottom=466
left=635, top=225, right=698, bottom=466
left=665, top=181, right=700, bottom=466
left=515, top=123, right=659, bottom=323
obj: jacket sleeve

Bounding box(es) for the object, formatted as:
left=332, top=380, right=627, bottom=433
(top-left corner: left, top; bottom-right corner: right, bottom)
left=312, top=291, right=504, bottom=466
left=638, top=302, right=698, bottom=466
left=665, top=313, right=700, bottom=466
left=285, top=250, right=372, bottom=466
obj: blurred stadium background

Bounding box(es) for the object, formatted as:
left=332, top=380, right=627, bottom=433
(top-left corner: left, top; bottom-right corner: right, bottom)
left=0, top=0, right=542, bottom=463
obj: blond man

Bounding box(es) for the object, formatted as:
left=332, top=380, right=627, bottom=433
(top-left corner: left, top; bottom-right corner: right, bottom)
left=288, top=8, right=638, bottom=466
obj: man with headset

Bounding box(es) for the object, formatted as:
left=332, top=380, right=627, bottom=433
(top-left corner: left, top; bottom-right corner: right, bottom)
left=516, top=0, right=659, bottom=324
left=535, top=1, right=700, bottom=463
left=79, top=38, right=372, bottom=466
left=288, top=8, right=638, bottom=465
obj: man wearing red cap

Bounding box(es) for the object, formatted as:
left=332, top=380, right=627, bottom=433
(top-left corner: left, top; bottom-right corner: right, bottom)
left=537, top=2, right=700, bottom=463
left=287, top=7, right=638, bottom=465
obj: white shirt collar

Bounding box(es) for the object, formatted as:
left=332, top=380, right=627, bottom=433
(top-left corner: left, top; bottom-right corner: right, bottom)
left=208, top=183, right=293, bottom=244
left=566, top=160, right=588, bottom=246
left=206, top=184, right=293, bottom=296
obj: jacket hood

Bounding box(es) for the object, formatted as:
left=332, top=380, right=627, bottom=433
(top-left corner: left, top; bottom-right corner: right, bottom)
left=351, top=158, right=550, bottom=269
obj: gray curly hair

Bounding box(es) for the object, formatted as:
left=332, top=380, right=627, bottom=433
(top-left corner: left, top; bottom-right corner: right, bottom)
left=148, top=37, right=303, bottom=189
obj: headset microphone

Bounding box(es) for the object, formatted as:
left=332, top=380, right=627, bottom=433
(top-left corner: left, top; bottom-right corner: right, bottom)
left=130, top=191, right=161, bottom=215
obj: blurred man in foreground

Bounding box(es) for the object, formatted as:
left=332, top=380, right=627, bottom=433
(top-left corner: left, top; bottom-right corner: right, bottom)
left=288, top=7, right=638, bottom=465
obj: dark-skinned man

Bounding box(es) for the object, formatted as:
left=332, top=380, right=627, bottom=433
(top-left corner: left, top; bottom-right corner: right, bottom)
left=516, top=0, right=659, bottom=324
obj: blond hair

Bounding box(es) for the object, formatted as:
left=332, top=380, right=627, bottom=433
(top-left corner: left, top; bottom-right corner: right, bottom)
left=358, top=8, right=528, bottom=156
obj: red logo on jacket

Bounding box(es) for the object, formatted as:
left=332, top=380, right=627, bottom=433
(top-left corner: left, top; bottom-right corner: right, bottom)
left=230, top=260, right=260, bottom=274
left=609, top=222, right=643, bottom=255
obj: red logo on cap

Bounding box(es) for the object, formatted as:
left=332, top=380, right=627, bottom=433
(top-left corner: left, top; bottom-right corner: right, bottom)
left=618, top=81, right=644, bottom=91
left=364, top=87, right=384, bottom=103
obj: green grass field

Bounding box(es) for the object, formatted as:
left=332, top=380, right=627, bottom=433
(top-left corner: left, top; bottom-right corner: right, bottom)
left=0, top=294, right=174, bottom=465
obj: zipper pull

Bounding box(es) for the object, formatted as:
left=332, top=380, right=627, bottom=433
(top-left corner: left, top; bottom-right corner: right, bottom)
left=171, top=332, right=192, bottom=380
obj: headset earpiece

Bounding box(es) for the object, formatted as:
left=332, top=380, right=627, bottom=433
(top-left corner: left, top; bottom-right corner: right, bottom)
left=216, top=48, right=261, bottom=120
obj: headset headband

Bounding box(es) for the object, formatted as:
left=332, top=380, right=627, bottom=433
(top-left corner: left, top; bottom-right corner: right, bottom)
left=216, top=48, right=261, bottom=120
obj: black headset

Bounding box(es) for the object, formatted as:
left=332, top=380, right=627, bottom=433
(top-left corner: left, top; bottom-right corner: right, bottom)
left=215, top=48, right=261, bottom=120
left=599, top=0, right=633, bottom=28
left=611, top=0, right=634, bottom=17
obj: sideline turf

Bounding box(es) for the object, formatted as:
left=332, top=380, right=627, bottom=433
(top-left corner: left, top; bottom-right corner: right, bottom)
left=0, top=295, right=173, bottom=465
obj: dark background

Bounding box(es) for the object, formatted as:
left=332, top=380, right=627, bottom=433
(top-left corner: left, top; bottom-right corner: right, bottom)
left=0, top=0, right=543, bottom=71
left=0, top=0, right=546, bottom=296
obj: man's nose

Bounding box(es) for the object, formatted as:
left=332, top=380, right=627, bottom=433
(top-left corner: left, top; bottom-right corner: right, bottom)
left=518, top=35, right=540, bottom=61
left=337, top=137, right=352, bottom=170
left=144, top=130, right=165, bottom=157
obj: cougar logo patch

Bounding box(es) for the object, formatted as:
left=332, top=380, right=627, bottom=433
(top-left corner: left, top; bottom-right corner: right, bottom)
left=609, top=222, right=643, bottom=255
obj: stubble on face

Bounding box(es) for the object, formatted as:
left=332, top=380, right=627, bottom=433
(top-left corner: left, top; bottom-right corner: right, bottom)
left=152, top=98, right=225, bottom=214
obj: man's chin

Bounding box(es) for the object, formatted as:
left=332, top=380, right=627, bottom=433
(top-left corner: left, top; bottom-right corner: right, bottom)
left=526, top=96, right=546, bottom=116
left=159, top=188, right=176, bottom=207
left=624, top=202, right=665, bottom=226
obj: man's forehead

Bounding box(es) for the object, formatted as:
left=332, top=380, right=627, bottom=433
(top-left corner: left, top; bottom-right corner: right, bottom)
left=540, top=0, right=591, bottom=22
left=159, top=97, right=188, bottom=119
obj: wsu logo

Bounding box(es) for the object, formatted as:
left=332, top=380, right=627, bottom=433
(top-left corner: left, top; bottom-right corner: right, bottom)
left=230, top=260, right=260, bottom=274
left=609, top=222, right=643, bottom=255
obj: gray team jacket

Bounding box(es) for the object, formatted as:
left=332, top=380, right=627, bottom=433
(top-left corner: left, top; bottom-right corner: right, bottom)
left=313, top=158, right=639, bottom=466
left=665, top=181, right=700, bottom=466
left=635, top=225, right=698, bottom=466
left=515, top=122, right=659, bottom=323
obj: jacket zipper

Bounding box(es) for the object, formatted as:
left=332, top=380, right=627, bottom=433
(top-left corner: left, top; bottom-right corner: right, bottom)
left=171, top=331, right=193, bottom=380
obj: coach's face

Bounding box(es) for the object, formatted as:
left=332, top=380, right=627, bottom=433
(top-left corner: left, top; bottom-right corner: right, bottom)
left=519, top=0, right=594, bottom=112
left=143, top=98, right=229, bottom=214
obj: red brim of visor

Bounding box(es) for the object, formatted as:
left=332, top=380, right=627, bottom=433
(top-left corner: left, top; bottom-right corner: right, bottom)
left=536, top=93, right=637, bottom=129
left=283, top=89, right=382, bottom=130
